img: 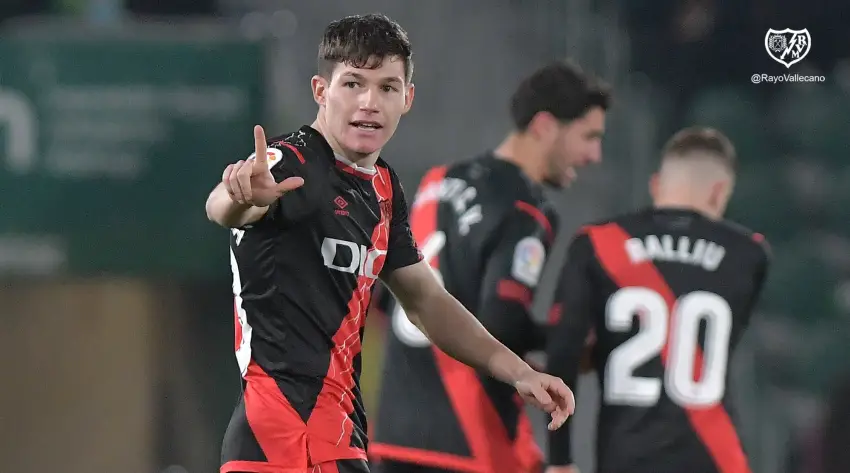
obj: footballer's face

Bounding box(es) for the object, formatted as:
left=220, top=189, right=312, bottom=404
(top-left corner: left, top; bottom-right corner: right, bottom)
left=544, top=107, right=606, bottom=188
left=312, top=56, right=414, bottom=159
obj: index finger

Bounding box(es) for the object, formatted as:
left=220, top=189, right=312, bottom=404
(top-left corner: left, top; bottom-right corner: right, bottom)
left=254, top=125, right=268, bottom=164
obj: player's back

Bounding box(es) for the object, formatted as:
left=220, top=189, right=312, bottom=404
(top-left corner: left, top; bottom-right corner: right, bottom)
left=372, top=154, right=556, bottom=473
left=577, top=208, right=769, bottom=473
left=427, top=156, right=550, bottom=311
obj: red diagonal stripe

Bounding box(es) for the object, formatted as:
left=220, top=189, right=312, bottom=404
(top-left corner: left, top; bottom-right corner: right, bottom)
left=586, top=223, right=751, bottom=473
left=412, top=167, right=526, bottom=473
left=409, top=166, right=447, bottom=241
left=306, top=166, right=393, bottom=458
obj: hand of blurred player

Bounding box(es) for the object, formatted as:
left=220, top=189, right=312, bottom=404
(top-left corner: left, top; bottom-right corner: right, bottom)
left=545, top=465, right=580, bottom=473
left=513, top=371, right=575, bottom=430
left=223, top=125, right=304, bottom=206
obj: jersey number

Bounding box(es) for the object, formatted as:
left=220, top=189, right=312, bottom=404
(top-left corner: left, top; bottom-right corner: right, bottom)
left=604, top=287, right=732, bottom=407
left=392, top=231, right=446, bottom=347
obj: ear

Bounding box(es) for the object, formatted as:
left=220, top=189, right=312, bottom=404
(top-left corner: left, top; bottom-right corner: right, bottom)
left=708, top=179, right=733, bottom=213
left=402, top=82, right=415, bottom=115
left=311, top=75, right=329, bottom=106
left=527, top=111, right=558, bottom=143
left=649, top=172, right=661, bottom=200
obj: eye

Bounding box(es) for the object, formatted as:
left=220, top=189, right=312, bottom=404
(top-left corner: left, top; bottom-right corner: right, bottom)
left=381, top=84, right=398, bottom=93
left=344, top=81, right=359, bottom=88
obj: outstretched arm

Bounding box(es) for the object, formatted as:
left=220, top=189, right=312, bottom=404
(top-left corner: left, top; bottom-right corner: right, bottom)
left=383, top=261, right=575, bottom=430
left=378, top=168, right=574, bottom=429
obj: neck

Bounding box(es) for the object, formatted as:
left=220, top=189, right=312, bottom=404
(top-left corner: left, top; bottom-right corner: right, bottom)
left=493, top=132, right=545, bottom=183
left=312, top=114, right=380, bottom=169
left=653, top=196, right=722, bottom=220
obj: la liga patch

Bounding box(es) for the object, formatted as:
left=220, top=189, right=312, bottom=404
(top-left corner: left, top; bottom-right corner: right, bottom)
left=511, top=236, right=546, bottom=287
left=247, top=147, right=283, bottom=168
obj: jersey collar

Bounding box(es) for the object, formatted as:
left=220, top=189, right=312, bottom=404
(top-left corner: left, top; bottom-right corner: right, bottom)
left=300, top=125, right=378, bottom=180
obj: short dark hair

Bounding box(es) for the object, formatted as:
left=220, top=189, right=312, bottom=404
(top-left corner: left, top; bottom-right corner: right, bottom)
left=318, top=14, right=413, bottom=83
left=662, top=127, right=737, bottom=172
left=510, top=60, right=611, bottom=131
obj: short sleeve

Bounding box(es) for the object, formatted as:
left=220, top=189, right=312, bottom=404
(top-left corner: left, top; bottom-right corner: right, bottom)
left=382, top=171, right=423, bottom=274
left=475, top=206, right=557, bottom=354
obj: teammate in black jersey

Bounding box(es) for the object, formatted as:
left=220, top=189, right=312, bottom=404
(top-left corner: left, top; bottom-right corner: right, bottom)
left=204, top=14, right=575, bottom=473
left=370, top=61, right=609, bottom=473
left=546, top=127, right=771, bottom=473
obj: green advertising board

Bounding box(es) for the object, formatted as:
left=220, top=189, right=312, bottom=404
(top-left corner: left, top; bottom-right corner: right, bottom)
left=0, top=34, right=264, bottom=279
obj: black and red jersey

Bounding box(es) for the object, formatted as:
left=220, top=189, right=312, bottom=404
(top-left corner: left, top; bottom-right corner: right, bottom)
left=547, top=208, right=771, bottom=473
left=221, top=125, right=422, bottom=473
left=370, top=154, right=559, bottom=473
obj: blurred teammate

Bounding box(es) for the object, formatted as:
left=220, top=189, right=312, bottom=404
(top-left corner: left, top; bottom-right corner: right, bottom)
left=546, top=127, right=771, bottom=473
left=369, top=61, right=609, bottom=473
left=204, top=14, right=575, bottom=473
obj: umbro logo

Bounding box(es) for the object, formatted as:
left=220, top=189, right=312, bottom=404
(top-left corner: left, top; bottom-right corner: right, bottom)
left=334, top=196, right=349, bottom=216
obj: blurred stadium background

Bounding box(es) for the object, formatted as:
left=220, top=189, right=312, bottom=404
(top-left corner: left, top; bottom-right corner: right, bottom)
left=1, top=1, right=849, bottom=472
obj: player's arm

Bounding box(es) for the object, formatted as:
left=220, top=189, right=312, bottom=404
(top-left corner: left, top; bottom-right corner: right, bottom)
left=379, top=174, right=574, bottom=429
left=386, top=261, right=537, bottom=380
left=546, top=232, right=596, bottom=468
left=474, top=208, right=554, bottom=356
left=377, top=175, right=533, bottom=385
left=205, top=126, right=308, bottom=228
left=205, top=183, right=270, bottom=228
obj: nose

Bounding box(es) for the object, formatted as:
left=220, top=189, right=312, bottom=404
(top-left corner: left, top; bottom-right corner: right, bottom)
left=359, top=87, right=379, bottom=113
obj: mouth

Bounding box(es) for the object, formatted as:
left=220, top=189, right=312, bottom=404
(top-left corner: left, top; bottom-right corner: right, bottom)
left=350, top=120, right=383, bottom=131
